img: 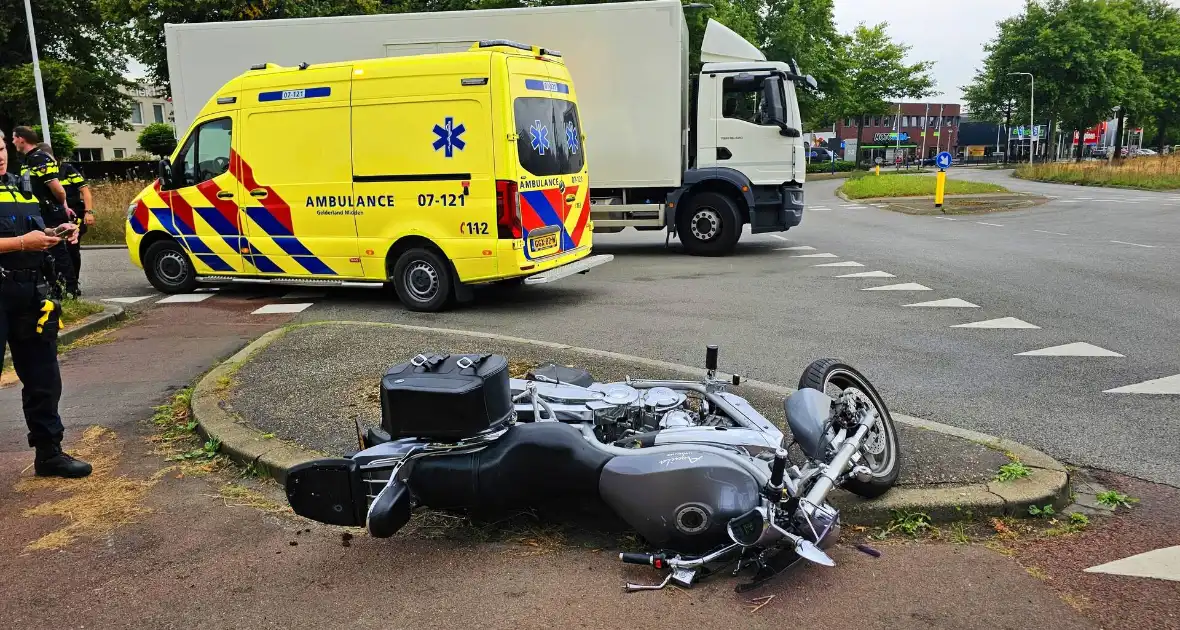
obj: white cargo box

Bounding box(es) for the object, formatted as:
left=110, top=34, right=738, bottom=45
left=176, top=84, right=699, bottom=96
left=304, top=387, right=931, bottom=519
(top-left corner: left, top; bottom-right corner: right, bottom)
left=166, top=0, right=688, bottom=189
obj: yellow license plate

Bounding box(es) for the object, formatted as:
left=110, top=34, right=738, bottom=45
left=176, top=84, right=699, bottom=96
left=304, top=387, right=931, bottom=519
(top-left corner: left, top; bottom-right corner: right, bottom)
left=529, top=233, right=559, bottom=253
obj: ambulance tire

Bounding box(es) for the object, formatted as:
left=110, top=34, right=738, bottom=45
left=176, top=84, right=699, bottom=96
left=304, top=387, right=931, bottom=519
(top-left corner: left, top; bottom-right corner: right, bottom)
left=677, top=192, right=741, bottom=257
left=392, top=248, right=453, bottom=312
left=144, top=239, right=199, bottom=294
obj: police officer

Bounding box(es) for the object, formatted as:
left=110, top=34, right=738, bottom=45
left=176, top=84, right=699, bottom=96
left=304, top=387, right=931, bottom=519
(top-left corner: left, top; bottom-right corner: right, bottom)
left=0, top=131, right=92, bottom=478
left=10, top=126, right=77, bottom=299
left=39, top=143, right=94, bottom=296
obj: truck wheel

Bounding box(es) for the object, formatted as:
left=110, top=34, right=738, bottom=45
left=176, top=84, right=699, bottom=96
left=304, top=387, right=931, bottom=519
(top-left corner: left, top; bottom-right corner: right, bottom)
left=677, top=192, right=741, bottom=256
left=143, top=240, right=199, bottom=294
left=392, top=247, right=453, bottom=312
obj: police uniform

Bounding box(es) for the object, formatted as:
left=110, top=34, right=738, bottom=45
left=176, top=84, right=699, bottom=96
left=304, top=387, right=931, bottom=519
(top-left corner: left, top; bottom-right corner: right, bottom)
left=0, top=172, right=90, bottom=478
left=20, top=147, right=77, bottom=297
left=60, top=162, right=88, bottom=294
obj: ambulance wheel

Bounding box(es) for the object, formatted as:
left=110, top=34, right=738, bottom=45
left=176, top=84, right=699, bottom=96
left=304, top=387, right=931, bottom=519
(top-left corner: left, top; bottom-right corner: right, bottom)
left=677, top=192, right=741, bottom=256
left=392, top=248, right=453, bottom=312
left=144, top=240, right=198, bottom=294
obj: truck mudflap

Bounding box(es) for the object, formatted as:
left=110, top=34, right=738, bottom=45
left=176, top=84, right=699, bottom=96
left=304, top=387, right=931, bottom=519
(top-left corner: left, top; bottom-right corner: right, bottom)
left=523, top=254, right=614, bottom=285
left=749, top=184, right=804, bottom=234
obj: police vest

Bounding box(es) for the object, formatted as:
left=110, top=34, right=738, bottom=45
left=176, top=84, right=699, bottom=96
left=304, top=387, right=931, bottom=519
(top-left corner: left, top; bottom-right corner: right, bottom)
left=0, top=174, right=49, bottom=270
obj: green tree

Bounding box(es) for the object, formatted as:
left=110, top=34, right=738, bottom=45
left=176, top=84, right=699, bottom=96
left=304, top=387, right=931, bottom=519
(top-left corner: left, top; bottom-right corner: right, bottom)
left=964, top=0, right=1145, bottom=162
left=0, top=0, right=134, bottom=140
left=759, top=0, right=842, bottom=127
left=1114, top=0, right=1180, bottom=154
left=138, top=122, right=178, bottom=157
left=828, top=24, right=936, bottom=166
left=31, top=122, right=78, bottom=160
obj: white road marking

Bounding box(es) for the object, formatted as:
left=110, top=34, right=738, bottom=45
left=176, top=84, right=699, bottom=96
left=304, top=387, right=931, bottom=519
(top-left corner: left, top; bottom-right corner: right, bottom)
left=1104, top=374, right=1180, bottom=395
left=282, top=290, right=327, bottom=300
left=810, top=207, right=832, bottom=210
left=774, top=245, right=817, bottom=251
left=252, top=303, right=314, bottom=315
left=952, top=317, right=1040, bottom=329
left=1076, top=197, right=1094, bottom=200
left=861, top=283, right=932, bottom=292
left=157, top=293, right=213, bottom=304
left=1015, top=342, right=1124, bottom=357
left=791, top=253, right=839, bottom=258
left=1110, top=240, right=1158, bottom=248
left=976, top=221, right=1005, bottom=227
left=1085, top=546, right=1180, bottom=582
left=934, top=216, right=957, bottom=221
left=1056, top=200, right=1081, bottom=203
left=835, top=270, right=895, bottom=278
left=102, top=296, right=154, bottom=304
left=1108, top=200, right=1139, bottom=204
left=1034, top=229, right=1070, bottom=236
left=904, top=298, right=980, bottom=308
left=813, top=261, right=864, bottom=267
left=770, top=234, right=790, bottom=241
left=809, top=208, right=832, bottom=211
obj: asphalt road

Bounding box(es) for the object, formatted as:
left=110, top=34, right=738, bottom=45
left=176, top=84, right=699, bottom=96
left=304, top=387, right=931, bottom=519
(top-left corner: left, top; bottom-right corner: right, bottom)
left=80, top=169, right=1180, bottom=486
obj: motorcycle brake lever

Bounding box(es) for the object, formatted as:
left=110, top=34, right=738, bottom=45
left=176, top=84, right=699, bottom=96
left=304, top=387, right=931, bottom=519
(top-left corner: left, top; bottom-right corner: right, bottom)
left=624, top=573, right=673, bottom=592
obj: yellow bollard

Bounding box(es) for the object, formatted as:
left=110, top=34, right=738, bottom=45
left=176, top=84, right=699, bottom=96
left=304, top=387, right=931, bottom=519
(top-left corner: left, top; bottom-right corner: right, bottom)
left=875, top=164, right=880, bottom=176
left=935, top=169, right=947, bottom=208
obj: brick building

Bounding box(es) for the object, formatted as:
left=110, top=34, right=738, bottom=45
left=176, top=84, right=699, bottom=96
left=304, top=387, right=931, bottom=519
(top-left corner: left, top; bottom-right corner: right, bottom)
left=833, top=103, right=961, bottom=163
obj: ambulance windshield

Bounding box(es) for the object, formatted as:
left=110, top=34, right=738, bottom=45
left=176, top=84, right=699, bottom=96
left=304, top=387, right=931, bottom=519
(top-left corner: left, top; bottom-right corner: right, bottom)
left=513, top=98, right=584, bottom=177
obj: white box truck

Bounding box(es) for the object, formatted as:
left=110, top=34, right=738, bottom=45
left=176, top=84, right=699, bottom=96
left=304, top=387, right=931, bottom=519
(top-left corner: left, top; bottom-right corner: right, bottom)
left=165, top=0, right=813, bottom=255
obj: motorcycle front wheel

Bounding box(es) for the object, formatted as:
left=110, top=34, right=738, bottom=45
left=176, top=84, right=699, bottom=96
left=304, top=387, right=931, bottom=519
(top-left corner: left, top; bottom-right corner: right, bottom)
left=798, top=359, right=900, bottom=499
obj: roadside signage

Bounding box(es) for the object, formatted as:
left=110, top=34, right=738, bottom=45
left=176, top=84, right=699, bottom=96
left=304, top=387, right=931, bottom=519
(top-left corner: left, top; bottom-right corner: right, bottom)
left=840, top=140, right=846, bottom=149
left=935, top=151, right=953, bottom=169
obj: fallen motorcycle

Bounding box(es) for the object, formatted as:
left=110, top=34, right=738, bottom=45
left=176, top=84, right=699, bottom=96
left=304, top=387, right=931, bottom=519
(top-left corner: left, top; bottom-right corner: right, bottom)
left=285, top=346, right=900, bottom=592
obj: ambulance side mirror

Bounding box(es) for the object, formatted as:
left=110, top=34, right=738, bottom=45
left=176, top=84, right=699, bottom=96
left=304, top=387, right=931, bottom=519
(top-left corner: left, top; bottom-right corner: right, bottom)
left=158, top=158, right=173, bottom=190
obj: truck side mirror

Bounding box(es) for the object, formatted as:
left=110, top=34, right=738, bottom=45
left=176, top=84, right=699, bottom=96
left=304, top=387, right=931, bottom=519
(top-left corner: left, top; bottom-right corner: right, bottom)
left=157, top=158, right=173, bottom=190
left=780, top=127, right=802, bottom=138
left=804, top=74, right=818, bottom=90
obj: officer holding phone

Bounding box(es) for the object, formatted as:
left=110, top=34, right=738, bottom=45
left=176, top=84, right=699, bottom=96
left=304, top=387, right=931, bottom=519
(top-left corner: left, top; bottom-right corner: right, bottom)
left=0, top=131, right=92, bottom=478
left=11, top=127, right=77, bottom=299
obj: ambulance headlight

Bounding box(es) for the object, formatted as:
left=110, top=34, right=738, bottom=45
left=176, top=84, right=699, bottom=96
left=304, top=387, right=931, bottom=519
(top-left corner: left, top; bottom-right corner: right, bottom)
left=127, top=202, right=137, bottom=220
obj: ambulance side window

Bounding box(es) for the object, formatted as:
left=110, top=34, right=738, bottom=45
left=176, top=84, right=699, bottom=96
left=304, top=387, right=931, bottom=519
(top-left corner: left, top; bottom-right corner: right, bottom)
left=172, top=118, right=232, bottom=189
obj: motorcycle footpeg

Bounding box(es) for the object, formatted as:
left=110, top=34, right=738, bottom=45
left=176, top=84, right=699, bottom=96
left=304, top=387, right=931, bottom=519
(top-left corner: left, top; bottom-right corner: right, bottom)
left=367, top=477, right=413, bottom=538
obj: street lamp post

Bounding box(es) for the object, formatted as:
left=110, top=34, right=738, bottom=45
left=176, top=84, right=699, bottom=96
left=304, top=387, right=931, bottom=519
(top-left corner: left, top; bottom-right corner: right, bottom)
left=1007, top=72, right=1033, bottom=164
left=22, top=0, right=53, bottom=148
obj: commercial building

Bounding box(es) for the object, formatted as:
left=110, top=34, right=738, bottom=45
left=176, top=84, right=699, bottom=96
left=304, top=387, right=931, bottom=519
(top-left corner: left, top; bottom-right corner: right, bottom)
left=833, top=103, right=961, bottom=163
left=66, top=83, right=174, bottom=162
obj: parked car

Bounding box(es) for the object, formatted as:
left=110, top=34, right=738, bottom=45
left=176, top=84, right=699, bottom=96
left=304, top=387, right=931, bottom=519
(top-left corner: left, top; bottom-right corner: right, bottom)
left=808, top=147, right=836, bottom=161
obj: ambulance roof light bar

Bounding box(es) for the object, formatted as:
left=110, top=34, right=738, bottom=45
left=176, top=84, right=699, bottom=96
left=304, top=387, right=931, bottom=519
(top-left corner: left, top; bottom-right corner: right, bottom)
left=475, top=40, right=562, bottom=58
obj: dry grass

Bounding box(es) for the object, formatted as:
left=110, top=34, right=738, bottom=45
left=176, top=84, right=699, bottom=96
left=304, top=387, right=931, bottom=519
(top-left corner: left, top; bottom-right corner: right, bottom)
left=16, top=426, right=157, bottom=551
left=1015, top=155, right=1180, bottom=190
left=88, top=179, right=152, bottom=245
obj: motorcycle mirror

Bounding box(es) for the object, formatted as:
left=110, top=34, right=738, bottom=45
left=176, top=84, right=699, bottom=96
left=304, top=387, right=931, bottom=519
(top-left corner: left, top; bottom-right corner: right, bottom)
left=794, top=538, right=835, bottom=567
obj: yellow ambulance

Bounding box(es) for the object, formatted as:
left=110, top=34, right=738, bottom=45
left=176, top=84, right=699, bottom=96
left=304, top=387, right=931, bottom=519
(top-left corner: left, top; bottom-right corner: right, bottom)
left=125, top=40, right=611, bottom=311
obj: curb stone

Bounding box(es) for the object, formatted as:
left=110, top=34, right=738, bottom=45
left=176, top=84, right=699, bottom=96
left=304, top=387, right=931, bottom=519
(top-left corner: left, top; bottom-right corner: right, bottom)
left=4, top=304, right=125, bottom=365
left=192, top=320, right=1071, bottom=524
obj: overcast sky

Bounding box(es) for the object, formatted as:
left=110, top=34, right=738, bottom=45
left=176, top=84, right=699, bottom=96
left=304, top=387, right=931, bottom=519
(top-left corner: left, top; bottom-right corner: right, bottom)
left=832, top=0, right=1026, bottom=104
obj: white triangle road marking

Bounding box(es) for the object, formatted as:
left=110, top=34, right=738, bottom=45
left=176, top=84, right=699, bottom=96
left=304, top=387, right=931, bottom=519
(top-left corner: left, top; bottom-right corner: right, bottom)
left=791, top=253, right=838, bottom=258
left=252, top=303, right=314, bottom=315
left=814, top=261, right=864, bottom=267
left=770, top=234, right=790, bottom=241
left=774, top=245, right=816, bottom=251
left=905, top=298, right=980, bottom=308
left=1015, top=342, right=1124, bottom=357
left=157, top=293, right=214, bottom=304
left=952, top=317, right=1040, bottom=329
left=103, top=296, right=154, bottom=304
left=861, top=283, right=932, bottom=291
left=1085, top=545, right=1180, bottom=581
left=1104, top=374, right=1180, bottom=394
left=835, top=270, right=896, bottom=278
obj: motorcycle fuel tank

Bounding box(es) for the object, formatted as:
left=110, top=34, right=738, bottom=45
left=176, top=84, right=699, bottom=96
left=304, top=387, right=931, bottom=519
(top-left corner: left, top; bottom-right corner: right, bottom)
left=599, top=450, right=762, bottom=552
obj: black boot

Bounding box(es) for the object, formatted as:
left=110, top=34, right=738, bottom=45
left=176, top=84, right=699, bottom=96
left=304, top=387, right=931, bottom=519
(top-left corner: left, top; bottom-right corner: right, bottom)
left=34, top=445, right=93, bottom=479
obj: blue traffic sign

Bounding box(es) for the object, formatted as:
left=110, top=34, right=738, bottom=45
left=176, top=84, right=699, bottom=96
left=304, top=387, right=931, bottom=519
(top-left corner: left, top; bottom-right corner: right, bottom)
left=935, top=151, right=953, bottom=169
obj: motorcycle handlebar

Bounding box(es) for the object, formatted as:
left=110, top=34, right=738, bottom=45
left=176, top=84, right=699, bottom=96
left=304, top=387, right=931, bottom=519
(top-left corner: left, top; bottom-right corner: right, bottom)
left=619, top=552, right=662, bottom=566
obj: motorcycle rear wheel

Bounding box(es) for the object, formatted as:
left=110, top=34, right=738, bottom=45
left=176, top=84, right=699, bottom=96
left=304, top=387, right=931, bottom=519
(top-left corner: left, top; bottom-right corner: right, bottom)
left=798, top=359, right=900, bottom=499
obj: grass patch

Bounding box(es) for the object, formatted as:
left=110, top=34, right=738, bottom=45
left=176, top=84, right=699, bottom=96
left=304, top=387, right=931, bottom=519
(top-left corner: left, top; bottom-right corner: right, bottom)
left=61, top=297, right=104, bottom=327
left=1095, top=490, right=1139, bottom=510
left=839, top=173, right=1007, bottom=199
left=995, top=461, right=1033, bottom=482
left=876, top=510, right=933, bottom=539
left=86, top=179, right=153, bottom=245
left=1015, top=155, right=1180, bottom=190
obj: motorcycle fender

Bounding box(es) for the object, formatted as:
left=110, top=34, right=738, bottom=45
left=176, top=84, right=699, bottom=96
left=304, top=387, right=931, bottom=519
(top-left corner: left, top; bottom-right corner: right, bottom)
left=285, top=458, right=367, bottom=527
left=599, top=450, right=761, bottom=553
left=785, top=388, right=833, bottom=460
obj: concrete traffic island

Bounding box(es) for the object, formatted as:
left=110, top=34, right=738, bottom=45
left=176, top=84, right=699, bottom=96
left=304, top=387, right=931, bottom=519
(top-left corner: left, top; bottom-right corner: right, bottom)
left=193, top=321, right=1070, bottom=525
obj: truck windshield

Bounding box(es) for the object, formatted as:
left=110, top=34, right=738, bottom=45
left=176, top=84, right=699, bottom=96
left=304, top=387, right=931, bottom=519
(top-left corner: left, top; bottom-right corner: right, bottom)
left=513, top=97, right=584, bottom=176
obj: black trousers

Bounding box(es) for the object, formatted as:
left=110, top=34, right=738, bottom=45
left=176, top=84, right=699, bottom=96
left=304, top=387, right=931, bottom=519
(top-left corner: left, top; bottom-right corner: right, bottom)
left=0, top=273, right=64, bottom=449
left=46, top=242, right=77, bottom=297
left=67, top=237, right=82, bottom=292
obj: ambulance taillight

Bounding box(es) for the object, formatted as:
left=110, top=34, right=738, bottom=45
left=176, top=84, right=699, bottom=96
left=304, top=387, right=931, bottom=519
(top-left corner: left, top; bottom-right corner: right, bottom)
left=495, top=180, right=522, bottom=239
